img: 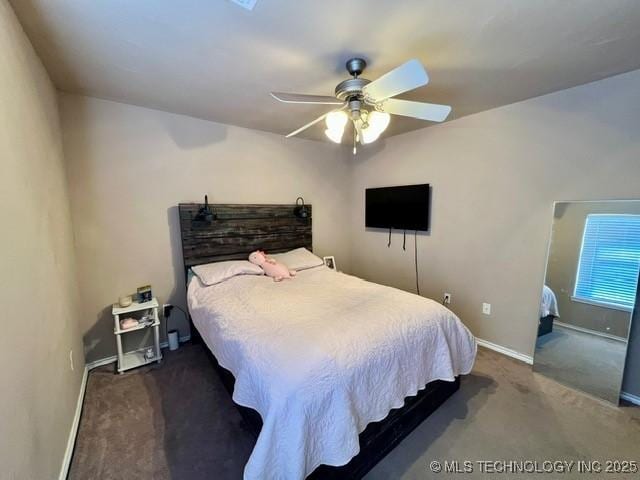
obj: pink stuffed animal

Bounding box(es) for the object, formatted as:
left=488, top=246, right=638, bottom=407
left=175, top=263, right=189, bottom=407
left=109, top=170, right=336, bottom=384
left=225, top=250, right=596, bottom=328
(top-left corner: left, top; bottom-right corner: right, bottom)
left=248, top=250, right=296, bottom=282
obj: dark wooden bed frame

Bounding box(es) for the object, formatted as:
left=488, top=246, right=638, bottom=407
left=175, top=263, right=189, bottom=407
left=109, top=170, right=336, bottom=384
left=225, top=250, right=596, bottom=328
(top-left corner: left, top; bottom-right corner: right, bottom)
left=178, top=202, right=460, bottom=479
left=538, top=315, right=555, bottom=337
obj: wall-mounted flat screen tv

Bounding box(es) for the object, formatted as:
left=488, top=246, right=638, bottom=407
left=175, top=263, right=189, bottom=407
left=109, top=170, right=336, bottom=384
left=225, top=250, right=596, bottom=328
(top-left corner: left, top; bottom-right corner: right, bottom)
left=365, top=184, right=430, bottom=231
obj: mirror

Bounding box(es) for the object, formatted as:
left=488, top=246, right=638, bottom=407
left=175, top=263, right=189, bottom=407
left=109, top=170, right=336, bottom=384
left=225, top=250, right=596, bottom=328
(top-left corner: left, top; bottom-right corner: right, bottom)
left=534, top=200, right=640, bottom=404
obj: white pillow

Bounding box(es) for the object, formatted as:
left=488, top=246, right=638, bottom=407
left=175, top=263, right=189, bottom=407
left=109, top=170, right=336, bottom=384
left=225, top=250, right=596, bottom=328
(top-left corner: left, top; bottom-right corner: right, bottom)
left=192, top=260, right=263, bottom=286
left=271, top=247, right=324, bottom=271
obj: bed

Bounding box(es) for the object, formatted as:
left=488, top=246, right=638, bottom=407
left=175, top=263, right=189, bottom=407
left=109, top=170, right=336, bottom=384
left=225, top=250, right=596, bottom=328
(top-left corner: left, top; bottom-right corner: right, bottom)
left=179, top=203, right=477, bottom=479
left=538, top=285, right=560, bottom=337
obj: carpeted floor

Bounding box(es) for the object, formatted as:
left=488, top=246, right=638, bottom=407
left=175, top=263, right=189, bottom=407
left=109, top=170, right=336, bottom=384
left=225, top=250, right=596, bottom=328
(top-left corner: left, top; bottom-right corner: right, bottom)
left=69, top=344, right=640, bottom=480
left=534, top=324, right=627, bottom=403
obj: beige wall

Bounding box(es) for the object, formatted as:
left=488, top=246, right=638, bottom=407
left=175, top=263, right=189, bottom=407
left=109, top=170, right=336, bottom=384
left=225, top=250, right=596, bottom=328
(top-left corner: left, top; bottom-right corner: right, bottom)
left=58, top=68, right=640, bottom=395
left=348, top=70, right=640, bottom=396
left=0, top=2, right=84, bottom=479
left=60, top=94, right=352, bottom=363
left=545, top=201, right=640, bottom=339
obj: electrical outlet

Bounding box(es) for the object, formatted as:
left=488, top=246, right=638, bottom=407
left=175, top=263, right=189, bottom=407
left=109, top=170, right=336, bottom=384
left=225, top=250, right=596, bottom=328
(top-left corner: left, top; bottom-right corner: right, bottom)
left=482, top=303, right=491, bottom=315
left=69, top=350, right=74, bottom=371
left=443, top=293, right=452, bottom=305
left=163, top=304, right=174, bottom=318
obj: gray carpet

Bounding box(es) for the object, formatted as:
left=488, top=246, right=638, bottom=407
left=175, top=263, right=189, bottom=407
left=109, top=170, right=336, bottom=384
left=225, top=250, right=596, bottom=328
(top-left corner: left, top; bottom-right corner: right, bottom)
left=68, top=345, right=255, bottom=480
left=534, top=324, right=627, bottom=402
left=69, top=344, right=640, bottom=480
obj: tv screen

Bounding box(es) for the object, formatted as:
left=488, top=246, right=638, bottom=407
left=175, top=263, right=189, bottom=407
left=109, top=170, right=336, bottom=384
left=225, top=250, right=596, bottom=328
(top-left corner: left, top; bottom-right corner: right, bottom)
left=365, top=184, right=430, bottom=231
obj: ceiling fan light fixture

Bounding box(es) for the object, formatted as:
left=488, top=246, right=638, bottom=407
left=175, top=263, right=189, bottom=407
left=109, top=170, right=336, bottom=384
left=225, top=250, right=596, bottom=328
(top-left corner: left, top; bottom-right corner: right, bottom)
left=325, top=110, right=348, bottom=130
left=360, top=127, right=380, bottom=144
left=325, top=128, right=344, bottom=143
left=368, top=111, right=391, bottom=134
left=360, top=111, right=390, bottom=144
left=325, top=110, right=348, bottom=143
left=275, top=58, right=450, bottom=152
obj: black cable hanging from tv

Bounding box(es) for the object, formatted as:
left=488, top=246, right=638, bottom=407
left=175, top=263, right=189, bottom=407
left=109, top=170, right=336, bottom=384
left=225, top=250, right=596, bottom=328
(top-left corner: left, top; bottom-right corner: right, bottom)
left=415, top=230, right=420, bottom=296
left=365, top=184, right=430, bottom=231
left=365, top=184, right=427, bottom=295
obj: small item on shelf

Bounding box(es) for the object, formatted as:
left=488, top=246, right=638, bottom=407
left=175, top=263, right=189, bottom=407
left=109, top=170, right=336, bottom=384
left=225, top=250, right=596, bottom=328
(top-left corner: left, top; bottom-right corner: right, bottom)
left=118, top=295, right=133, bottom=307
left=137, top=285, right=153, bottom=303
left=120, top=317, right=139, bottom=330
left=139, top=314, right=154, bottom=327
left=144, top=348, right=155, bottom=360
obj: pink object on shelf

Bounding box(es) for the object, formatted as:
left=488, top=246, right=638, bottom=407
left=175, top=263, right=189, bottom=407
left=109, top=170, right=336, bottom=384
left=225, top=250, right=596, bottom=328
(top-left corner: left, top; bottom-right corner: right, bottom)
left=120, top=318, right=139, bottom=330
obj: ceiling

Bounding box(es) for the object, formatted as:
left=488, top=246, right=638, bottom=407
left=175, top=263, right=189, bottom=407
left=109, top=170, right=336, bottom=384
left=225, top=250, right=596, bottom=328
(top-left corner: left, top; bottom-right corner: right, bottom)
left=11, top=0, right=640, bottom=142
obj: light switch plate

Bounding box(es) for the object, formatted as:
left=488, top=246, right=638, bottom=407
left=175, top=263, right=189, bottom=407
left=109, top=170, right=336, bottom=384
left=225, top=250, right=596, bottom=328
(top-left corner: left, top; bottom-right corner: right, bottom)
left=482, top=303, right=491, bottom=315
left=229, top=0, right=258, bottom=11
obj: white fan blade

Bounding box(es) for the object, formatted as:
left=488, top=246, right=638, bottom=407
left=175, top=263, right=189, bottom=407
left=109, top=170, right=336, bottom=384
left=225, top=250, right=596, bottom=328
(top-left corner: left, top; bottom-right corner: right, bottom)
left=271, top=92, right=344, bottom=105
left=380, top=98, right=451, bottom=122
left=363, top=59, right=429, bottom=102
left=285, top=106, right=346, bottom=138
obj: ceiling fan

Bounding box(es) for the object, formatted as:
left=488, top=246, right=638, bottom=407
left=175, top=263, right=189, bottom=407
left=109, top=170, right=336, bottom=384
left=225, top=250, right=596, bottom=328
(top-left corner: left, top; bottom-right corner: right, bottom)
left=271, top=58, right=451, bottom=154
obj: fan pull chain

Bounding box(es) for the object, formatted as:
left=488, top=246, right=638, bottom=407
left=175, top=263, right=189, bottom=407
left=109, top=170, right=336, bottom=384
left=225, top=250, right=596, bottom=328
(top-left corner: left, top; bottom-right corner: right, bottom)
left=353, top=128, right=357, bottom=155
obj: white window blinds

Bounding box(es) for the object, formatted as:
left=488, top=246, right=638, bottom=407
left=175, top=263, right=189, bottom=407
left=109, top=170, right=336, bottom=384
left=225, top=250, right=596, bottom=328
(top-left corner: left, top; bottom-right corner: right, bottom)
left=574, top=214, right=640, bottom=310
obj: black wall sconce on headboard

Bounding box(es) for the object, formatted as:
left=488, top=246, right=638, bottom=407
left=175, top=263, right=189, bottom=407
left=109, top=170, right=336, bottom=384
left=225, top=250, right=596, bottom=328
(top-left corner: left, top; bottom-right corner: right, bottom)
left=192, top=195, right=216, bottom=229
left=294, top=197, right=309, bottom=220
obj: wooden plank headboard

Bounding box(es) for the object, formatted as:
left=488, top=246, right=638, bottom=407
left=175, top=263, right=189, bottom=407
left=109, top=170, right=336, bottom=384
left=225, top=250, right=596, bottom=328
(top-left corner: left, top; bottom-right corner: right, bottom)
left=178, top=203, right=312, bottom=269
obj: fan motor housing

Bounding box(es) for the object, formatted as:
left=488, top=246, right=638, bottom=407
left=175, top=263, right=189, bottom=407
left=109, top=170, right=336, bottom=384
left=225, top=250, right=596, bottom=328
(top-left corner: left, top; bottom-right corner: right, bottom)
left=346, top=58, right=367, bottom=77
left=335, top=78, right=370, bottom=101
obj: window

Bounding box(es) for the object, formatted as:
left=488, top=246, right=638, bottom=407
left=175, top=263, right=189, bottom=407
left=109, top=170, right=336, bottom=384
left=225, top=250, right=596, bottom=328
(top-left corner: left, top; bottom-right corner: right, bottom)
left=573, top=214, right=640, bottom=311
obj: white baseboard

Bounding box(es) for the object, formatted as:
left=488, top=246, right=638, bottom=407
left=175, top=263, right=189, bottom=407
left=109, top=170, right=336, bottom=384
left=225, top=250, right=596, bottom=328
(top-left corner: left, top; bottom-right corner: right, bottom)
left=555, top=321, right=626, bottom=343
left=621, top=391, right=640, bottom=406
left=86, top=354, right=117, bottom=370
left=59, top=330, right=635, bottom=480
left=86, top=334, right=191, bottom=370
left=59, top=333, right=191, bottom=479
left=476, top=338, right=534, bottom=365
left=477, top=338, right=640, bottom=406
left=59, top=366, right=88, bottom=480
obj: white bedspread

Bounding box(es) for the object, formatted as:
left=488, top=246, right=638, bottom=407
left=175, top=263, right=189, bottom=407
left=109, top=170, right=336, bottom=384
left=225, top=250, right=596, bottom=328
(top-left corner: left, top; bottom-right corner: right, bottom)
left=188, top=266, right=477, bottom=480
left=541, top=285, right=560, bottom=317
